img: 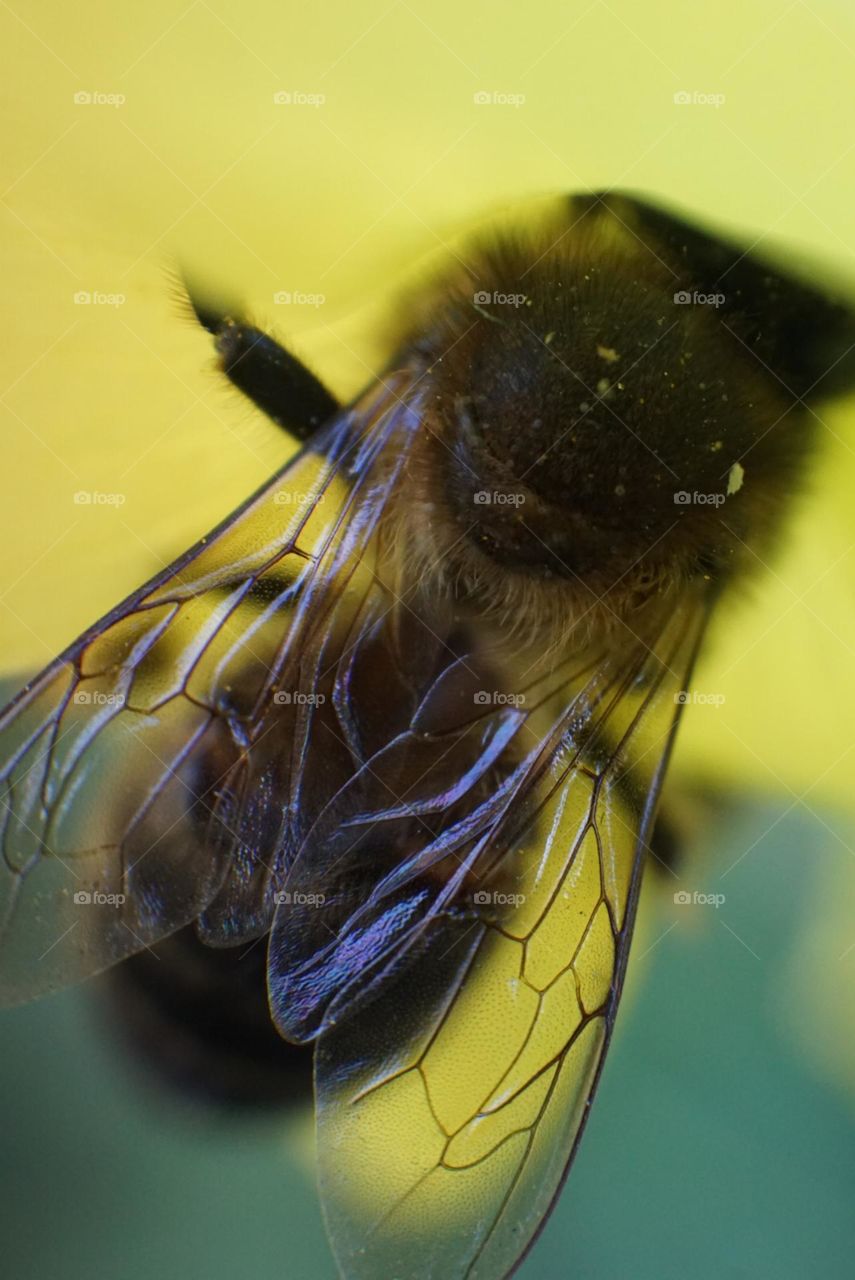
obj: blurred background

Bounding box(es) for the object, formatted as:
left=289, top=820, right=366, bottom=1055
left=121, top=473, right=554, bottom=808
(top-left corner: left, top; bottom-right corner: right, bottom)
left=1, top=0, right=854, bottom=1276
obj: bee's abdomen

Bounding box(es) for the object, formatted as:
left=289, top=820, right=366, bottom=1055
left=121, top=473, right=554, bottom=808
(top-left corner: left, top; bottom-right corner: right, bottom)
left=104, top=926, right=314, bottom=1109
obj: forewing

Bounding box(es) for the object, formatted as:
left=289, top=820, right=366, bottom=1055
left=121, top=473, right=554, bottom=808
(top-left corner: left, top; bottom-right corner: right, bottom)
left=0, top=375, right=422, bottom=1003
left=311, top=591, right=709, bottom=1280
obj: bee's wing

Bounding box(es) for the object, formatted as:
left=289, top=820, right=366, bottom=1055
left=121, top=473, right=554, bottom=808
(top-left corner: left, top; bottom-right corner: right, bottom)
left=302, top=591, right=709, bottom=1280
left=0, top=374, right=422, bottom=1004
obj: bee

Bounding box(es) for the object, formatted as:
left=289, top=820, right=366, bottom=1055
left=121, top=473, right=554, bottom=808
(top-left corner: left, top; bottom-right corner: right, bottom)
left=2, top=191, right=854, bottom=1279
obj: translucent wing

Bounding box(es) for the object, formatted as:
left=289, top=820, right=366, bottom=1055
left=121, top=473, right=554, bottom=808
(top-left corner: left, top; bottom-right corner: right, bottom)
left=306, top=591, right=709, bottom=1280
left=0, top=374, right=423, bottom=1003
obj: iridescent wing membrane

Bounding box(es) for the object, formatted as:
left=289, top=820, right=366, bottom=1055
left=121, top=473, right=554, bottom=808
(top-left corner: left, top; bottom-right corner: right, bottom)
left=0, top=373, right=422, bottom=1001
left=0, top=358, right=709, bottom=1280
left=276, top=590, right=709, bottom=1279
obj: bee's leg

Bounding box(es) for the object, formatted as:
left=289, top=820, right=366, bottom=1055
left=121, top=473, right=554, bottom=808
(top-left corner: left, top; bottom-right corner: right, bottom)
left=187, top=291, right=339, bottom=440
left=104, top=925, right=314, bottom=1110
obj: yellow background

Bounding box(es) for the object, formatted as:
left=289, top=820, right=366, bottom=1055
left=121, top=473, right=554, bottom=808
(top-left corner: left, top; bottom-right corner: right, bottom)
left=2, top=3, right=855, bottom=1275
left=4, top=0, right=855, bottom=808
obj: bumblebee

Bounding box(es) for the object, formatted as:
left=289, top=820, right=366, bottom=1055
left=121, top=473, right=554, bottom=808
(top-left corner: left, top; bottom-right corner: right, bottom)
left=2, top=192, right=853, bottom=1279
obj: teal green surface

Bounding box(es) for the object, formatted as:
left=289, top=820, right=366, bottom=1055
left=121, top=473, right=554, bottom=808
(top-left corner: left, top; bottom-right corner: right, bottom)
left=2, top=800, right=852, bottom=1280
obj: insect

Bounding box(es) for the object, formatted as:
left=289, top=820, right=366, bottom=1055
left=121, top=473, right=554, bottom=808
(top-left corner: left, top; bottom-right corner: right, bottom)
left=2, top=191, right=854, bottom=1279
